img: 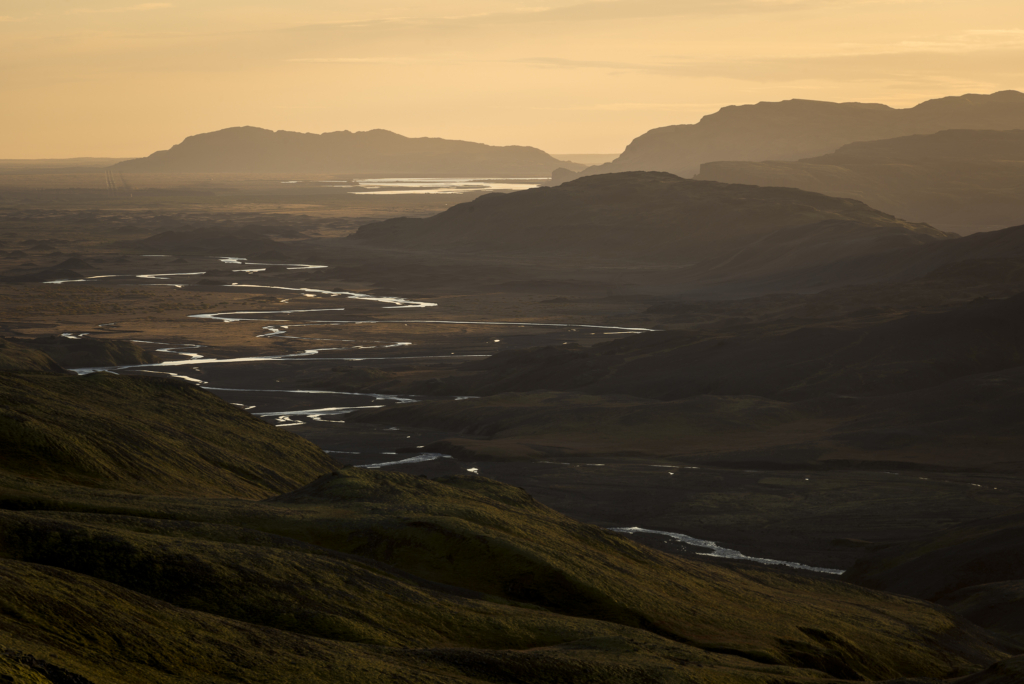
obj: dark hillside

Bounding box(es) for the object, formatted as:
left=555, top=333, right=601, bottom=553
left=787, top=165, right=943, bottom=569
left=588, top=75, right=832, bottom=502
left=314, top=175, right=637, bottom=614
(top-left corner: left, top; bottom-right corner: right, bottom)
left=0, top=372, right=333, bottom=497
left=0, top=468, right=1003, bottom=682
left=15, top=336, right=159, bottom=369
left=697, top=129, right=1024, bottom=233
left=353, top=172, right=949, bottom=278
left=0, top=375, right=1005, bottom=682
left=846, top=510, right=1024, bottom=651
left=0, top=338, right=63, bottom=373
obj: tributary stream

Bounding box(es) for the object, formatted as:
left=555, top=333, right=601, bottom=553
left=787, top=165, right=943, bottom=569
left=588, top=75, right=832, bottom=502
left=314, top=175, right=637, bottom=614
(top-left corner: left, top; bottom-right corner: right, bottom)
left=50, top=255, right=844, bottom=574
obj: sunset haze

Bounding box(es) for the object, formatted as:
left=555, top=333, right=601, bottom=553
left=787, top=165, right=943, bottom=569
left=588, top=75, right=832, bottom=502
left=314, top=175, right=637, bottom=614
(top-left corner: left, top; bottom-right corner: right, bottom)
left=3, top=0, right=1024, bottom=158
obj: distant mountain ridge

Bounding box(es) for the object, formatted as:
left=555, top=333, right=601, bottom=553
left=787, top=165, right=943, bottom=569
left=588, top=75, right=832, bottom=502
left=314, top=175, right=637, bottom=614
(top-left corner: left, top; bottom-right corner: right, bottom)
left=353, top=172, right=951, bottom=293
left=575, top=90, right=1024, bottom=179
left=696, top=129, right=1024, bottom=234
left=111, top=126, right=585, bottom=176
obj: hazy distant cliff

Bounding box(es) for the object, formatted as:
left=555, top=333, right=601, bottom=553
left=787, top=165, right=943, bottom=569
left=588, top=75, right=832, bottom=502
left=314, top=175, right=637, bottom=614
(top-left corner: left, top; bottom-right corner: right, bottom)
left=576, top=90, right=1024, bottom=179
left=112, top=126, right=584, bottom=177
left=697, top=128, right=1024, bottom=234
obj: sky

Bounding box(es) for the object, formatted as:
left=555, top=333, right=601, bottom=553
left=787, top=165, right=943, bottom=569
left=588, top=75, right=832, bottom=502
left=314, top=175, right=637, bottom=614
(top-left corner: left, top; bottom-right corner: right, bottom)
left=2, top=0, right=1023, bottom=158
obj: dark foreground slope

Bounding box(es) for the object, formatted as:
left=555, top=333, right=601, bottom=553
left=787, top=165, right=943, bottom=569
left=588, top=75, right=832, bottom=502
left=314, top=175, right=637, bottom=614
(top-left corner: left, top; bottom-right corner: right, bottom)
left=0, top=369, right=1006, bottom=683
left=353, top=172, right=949, bottom=287
left=697, top=129, right=1024, bottom=234
left=0, top=372, right=334, bottom=497
left=0, top=338, right=64, bottom=373
left=112, top=126, right=583, bottom=177
left=576, top=90, right=1024, bottom=179
left=12, top=336, right=159, bottom=369
left=846, top=509, right=1024, bottom=651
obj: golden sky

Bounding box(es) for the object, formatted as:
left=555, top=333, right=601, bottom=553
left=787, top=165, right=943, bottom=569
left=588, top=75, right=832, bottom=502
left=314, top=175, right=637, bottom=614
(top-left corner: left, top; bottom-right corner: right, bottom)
left=2, top=0, right=1023, bottom=158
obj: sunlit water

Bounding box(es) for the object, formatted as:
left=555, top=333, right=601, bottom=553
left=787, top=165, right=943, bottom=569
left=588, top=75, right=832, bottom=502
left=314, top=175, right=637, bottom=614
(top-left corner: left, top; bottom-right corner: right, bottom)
left=611, top=526, right=844, bottom=575
left=276, top=177, right=547, bottom=195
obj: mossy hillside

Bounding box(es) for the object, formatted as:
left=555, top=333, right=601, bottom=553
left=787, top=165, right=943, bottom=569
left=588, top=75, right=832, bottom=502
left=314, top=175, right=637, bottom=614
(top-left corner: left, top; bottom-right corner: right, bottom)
left=14, top=336, right=160, bottom=370
left=0, top=508, right=723, bottom=653
left=0, top=339, right=63, bottom=373
left=944, top=581, right=1024, bottom=651
left=0, top=558, right=451, bottom=684
left=0, top=466, right=1002, bottom=682
left=0, top=537, right=858, bottom=684
left=0, top=653, right=52, bottom=684
left=845, top=508, right=1024, bottom=649
left=258, top=468, right=1000, bottom=680
left=0, top=371, right=1005, bottom=682
left=956, top=655, right=1024, bottom=684
left=845, top=509, right=1024, bottom=601
left=0, top=371, right=333, bottom=497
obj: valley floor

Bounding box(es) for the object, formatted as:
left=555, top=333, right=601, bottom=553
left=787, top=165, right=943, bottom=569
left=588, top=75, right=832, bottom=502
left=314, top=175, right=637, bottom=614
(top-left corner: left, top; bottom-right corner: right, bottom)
left=2, top=201, right=1023, bottom=682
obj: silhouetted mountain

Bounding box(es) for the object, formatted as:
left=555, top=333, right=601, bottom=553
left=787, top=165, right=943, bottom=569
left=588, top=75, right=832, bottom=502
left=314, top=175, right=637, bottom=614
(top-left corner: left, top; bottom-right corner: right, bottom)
left=111, top=126, right=585, bottom=176
left=354, top=172, right=951, bottom=290
left=574, top=91, right=1024, bottom=179
left=697, top=129, right=1024, bottom=234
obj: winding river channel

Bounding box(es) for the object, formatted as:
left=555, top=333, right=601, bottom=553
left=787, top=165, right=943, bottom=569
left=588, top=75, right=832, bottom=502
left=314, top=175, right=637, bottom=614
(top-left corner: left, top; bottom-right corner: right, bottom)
left=49, top=255, right=844, bottom=575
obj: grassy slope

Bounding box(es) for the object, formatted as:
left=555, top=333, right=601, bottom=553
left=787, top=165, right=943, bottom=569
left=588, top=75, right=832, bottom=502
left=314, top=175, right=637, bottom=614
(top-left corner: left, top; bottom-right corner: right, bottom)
left=0, top=469, right=1002, bottom=683
left=0, top=371, right=334, bottom=497
left=0, top=339, right=63, bottom=373
left=14, top=336, right=160, bottom=369
left=0, top=370, right=1007, bottom=682
left=845, top=510, right=1024, bottom=649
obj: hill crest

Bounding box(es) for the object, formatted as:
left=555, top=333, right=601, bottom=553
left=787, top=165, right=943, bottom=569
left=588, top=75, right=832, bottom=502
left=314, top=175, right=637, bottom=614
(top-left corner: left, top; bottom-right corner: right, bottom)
left=577, top=90, right=1024, bottom=179
left=112, top=126, right=584, bottom=176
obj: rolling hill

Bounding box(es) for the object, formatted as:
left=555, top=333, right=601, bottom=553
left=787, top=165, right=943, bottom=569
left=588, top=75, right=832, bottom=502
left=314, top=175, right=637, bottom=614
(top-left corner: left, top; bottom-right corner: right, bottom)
left=352, top=172, right=950, bottom=286
left=696, top=129, right=1024, bottom=234
left=111, top=126, right=584, bottom=177
left=0, top=366, right=1007, bottom=682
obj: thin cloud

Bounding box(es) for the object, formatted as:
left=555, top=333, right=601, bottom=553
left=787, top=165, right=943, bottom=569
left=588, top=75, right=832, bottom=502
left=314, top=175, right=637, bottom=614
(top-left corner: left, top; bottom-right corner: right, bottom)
left=70, top=3, right=173, bottom=14
left=504, top=28, right=1024, bottom=82
left=288, top=0, right=822, bottom=34
left=287, top=57, right=431, bottom=64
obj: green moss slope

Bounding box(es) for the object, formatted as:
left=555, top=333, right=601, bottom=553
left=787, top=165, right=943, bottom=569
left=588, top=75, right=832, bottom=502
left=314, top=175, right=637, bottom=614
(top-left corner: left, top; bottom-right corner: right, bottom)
left=0, top=371, right=333, bottom=497
left=0, top=370, right=1007, bottom=682
left=0, top=339, right=63, bottom=373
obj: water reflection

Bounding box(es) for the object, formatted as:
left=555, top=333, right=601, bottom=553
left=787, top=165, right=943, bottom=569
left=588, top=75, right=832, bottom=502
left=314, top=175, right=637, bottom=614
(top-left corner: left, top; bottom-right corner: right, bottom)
left=611, top=526, right=844, bottom=575
left=275, top=177, right=547, bottom=195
